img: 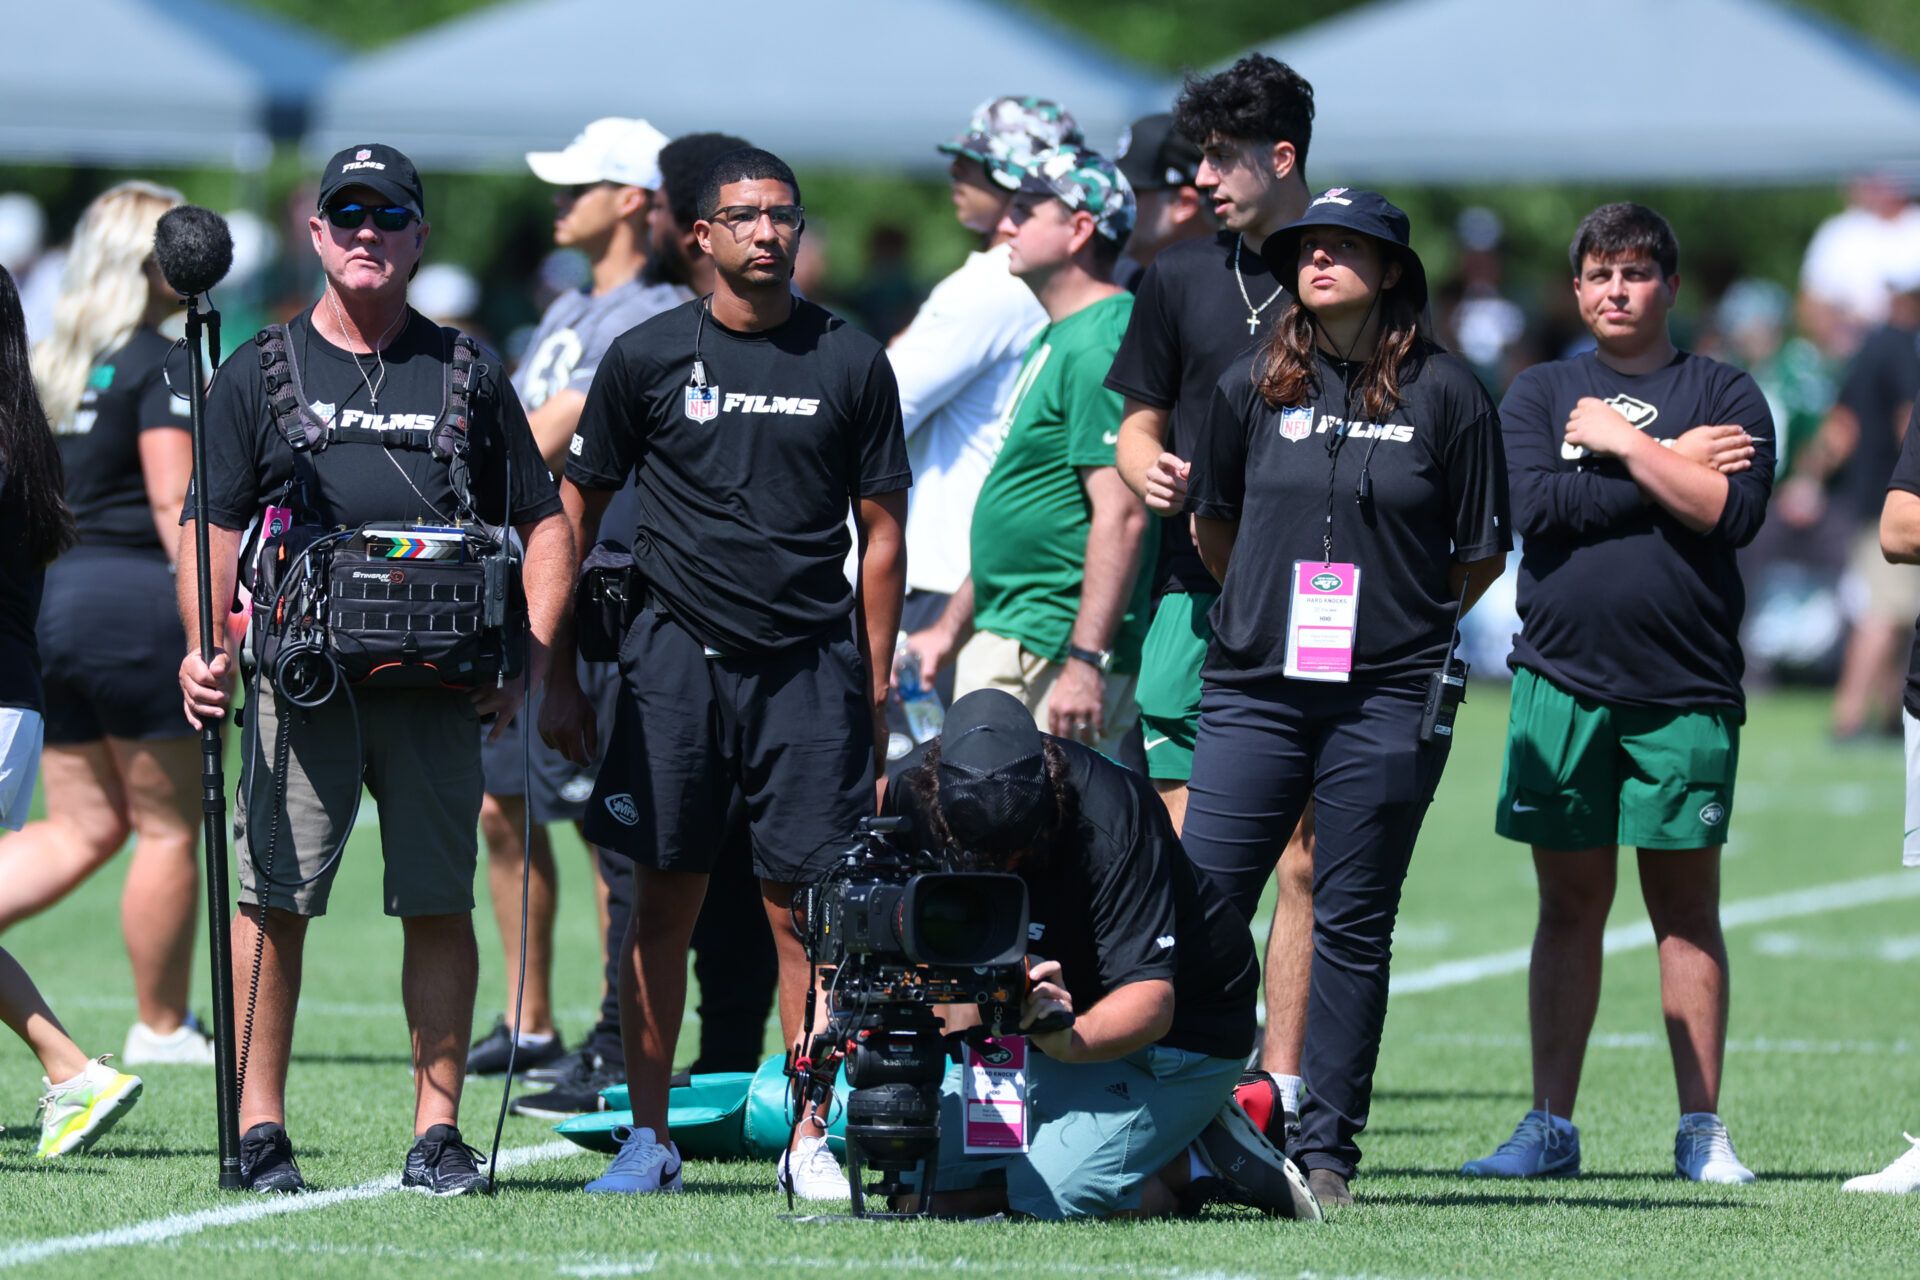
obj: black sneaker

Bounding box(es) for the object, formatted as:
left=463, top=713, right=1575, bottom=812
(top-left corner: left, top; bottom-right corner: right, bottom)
left=508, top=1050, right=625, bottom=1119
left=1232, top=1071, right=1301, bottom=1153
left=1188, top=1102, right=1321, bottom=1221
left=239, top=1121, right=307, bottom=1194
left=402, top=1124, right=491, bottom=1196
left=465, top=1016, right=568, bottom=1077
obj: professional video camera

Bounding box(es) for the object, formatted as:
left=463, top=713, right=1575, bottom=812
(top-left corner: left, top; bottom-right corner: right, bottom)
left=789, top=815, right=1067, bottom=1217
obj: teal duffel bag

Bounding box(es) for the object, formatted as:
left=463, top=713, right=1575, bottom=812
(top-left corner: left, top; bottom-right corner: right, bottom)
left=555, top=1053, right=847, bottom=1159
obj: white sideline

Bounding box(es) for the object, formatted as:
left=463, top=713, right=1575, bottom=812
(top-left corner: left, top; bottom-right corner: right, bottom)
left=0, top=1139, right=581, bottom=1271
left=1392, top=870, right=1920, bottom=995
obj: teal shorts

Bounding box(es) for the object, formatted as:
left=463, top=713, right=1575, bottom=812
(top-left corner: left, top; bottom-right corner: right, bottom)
left=1496, top=667, right=1740, bottom=851
left=922, top=1043, right=1240, bottom=1219
left=1136, top=591, right=1216, bottom=783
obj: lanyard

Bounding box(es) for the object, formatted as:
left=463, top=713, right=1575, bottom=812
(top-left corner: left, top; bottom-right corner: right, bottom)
left=1315, top=294, right=1386, bottom=564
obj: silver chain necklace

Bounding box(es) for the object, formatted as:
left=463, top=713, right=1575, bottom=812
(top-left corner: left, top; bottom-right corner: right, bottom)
left=1233, top=236, right=1287, bottom=335
left=324, top=289, right=406, bottom=410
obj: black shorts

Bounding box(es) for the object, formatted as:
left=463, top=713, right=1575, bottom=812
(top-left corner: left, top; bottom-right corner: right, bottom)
left=479, top=657, right=620, bottom=824
left=582, top=608, right=875, bottom=884
left=38, top=547, right=191, bottom=745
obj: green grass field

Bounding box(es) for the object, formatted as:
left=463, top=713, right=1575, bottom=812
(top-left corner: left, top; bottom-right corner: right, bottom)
left=3, top=686, right=1915, bottom=1278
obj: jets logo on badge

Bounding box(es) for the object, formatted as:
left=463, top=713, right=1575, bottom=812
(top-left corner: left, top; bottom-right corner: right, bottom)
left=1311, top=571, right=1342, bottom=592
left=1279, top=406, right=1314, bottom=442
left=684, top=384, right=718, bottom=422
left=979, top=1043, right=1014, bottom=1066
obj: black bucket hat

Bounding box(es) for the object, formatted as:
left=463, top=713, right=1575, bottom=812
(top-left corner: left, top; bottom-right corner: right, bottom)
left=936, top=689, right=1051, bottom=856
left=1260, top=187, right=1427, bottom=311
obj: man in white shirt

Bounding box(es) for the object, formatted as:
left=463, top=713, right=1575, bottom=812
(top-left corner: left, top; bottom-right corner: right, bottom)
left=1798, top=174, right=1920, bottom=359
left=893, top=97, right=1067, bottom=695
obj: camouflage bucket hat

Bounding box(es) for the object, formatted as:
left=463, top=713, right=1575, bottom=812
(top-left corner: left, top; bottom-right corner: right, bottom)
left=939, top=95, right=1085, bottom=191
left=1018, top=145, right=1136, bottom=244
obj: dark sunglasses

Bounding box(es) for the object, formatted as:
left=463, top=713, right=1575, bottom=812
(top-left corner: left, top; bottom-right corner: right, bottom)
left=323, top=203, right=419, bottom=232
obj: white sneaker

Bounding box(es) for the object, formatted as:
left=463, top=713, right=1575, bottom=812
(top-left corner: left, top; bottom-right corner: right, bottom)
left=37, top=1057, right=143, bottom=1158
left=1843, top=1133, right=1920, bottom=1193
left=776, top=1133, right=851, bottom=1201
left=1461, top=1109, right=1581, bottom=1177
left=1675, top=1112, right=1755, bottom=1184
left=584, top=1126, right=683, bottom=1194
left=122, top=1019, right=216, bottom=1066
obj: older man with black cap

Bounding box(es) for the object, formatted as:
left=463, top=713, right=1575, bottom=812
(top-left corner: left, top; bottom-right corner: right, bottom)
left=882, top=688, right=1316, bottom=1221
left=178, top=142, right=572, bottom=1195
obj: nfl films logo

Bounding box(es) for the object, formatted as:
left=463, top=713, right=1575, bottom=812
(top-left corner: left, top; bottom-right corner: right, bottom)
left=1279, top=406, right=1314, bottom=442
left=355, top=148, right=372, bottom=161
left=684, top=384, right=719, bottom=422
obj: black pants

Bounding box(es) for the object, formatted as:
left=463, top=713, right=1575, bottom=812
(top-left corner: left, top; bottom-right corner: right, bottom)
left=1180, top=677, right=1451, bottom=1181
left=585, top=810, right=779, bottom=1071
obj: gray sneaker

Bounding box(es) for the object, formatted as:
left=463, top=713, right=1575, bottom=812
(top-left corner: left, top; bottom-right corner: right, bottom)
left=1462, top=1109, right=1581, bottom=1178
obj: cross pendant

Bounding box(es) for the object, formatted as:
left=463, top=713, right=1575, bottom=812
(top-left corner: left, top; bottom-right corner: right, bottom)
left=1247, top=314, right=1259, bottom=334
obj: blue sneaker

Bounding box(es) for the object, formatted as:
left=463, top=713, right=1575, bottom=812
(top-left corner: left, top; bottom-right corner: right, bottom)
left=584, top=1125, right=683, bottom=1194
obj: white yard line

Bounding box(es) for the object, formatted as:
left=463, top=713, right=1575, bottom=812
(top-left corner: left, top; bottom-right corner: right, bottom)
left=0, top=1139, right=581, bottom=1272
left=1393, top=870, right=1920, bottom=995
left=1410, top=1030, right=1920, bottom=1057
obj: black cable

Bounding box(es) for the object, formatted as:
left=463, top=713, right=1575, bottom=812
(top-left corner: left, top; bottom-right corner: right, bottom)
left=487, top=423, right=527, bottom=1193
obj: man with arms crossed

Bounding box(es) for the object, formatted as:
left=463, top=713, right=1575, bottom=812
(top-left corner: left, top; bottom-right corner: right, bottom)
left=1107, top=54, right=1318, bottom=1147
left=544, top=148, right=910, bottom=1198
left=1464, top=202, right=1771, bottom=1184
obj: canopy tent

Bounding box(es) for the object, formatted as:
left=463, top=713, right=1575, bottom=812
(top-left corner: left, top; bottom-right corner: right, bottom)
left=3, top=0, right=342, bottom=170
left=309, top=0, right=1159, bottom=173
left=1200, top=0, right=1920, bottom=183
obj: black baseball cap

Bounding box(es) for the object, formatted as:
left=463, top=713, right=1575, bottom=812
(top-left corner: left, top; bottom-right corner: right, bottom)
left=1115, top=113, right=1202, bottom=192
left=318, top=143, right=426, bottom=217
left=1260, top=187, right=1428, bottom=310
left=936, top=690, right=1051, bottom=856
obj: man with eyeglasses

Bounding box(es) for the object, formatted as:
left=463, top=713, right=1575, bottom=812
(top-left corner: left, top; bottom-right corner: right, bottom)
left=178, top=143, right=572, bottom=1195
left=542, top=147, right=910, bottom=1198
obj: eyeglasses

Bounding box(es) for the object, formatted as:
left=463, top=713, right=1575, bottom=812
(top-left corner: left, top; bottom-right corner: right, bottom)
left=323, top=203, right=419, bottom=232
left=706, top=204, right=805, bottom=239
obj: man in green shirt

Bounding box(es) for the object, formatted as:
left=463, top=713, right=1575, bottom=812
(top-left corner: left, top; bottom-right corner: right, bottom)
left=906, top=147, right=1151, bottom=759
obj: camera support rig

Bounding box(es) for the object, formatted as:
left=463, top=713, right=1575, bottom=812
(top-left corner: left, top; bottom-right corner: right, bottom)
left=789, top=816, right=1070, bottom=1219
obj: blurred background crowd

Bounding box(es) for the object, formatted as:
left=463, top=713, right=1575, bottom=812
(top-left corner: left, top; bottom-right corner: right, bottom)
left=10, top=0, right=1920, bottom=741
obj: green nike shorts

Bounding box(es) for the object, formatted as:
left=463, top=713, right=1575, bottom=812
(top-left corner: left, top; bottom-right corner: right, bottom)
left=1136, top=591, right=1216, bottom=783
left=1496, top=667, right=1739, bottom=851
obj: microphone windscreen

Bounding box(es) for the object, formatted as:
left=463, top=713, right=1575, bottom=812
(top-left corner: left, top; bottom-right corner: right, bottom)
left=153, top=206, right=234, bottom=298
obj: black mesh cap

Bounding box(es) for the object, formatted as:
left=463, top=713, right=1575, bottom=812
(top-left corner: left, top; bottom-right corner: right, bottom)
left=936, top=690, right=1050, bottom=855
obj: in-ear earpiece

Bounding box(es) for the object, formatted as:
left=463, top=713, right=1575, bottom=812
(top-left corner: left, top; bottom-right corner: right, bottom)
left=414, top=232, right=423, bottom=249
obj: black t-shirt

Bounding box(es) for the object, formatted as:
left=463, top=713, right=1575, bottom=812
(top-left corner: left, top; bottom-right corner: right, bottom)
left=193, top=309, right=559, bottom=533
left=1833, top=323, right=1920, bottom=523
left=886, top=737, right=1257, bottom=1061
left=1503, top=350, right=1775, bottom=713
left=1882, top=405, right=1920, bottom=716
left=1106, top=232, right=1291, bottom=599
left=0, top=458, right=45, bottom=712
left=1189, top=344, right=1511, bottom=686
left=58, top=328, right=190, bottom=553
left=567, top=297, right=912, bottom=656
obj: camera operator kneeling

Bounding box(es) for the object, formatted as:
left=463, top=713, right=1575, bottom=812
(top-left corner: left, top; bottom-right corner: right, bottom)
left=883, top=689, right=1318, bottom=1220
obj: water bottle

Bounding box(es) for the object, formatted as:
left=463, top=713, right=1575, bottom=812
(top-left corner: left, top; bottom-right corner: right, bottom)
left=894, top=634, right=945, bottom=743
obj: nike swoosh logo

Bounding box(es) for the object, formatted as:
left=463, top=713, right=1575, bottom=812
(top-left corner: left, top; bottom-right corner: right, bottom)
left=1143, top=734, right=1169, bottom=751
left=1511, top=801, right=1540, bottom=813
left=1102, top=431, right=1119, bottom=445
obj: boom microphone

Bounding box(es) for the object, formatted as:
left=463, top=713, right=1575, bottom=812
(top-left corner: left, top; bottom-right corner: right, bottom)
left=154, top=206, right=234, bottom=298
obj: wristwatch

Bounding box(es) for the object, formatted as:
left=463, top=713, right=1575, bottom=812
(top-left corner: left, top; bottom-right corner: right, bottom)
left=1066, top=643, right=1113, bottom=673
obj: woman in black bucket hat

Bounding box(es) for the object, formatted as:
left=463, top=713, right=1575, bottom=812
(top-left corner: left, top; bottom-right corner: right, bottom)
left=1181, top=188, right=1511, bottom=1208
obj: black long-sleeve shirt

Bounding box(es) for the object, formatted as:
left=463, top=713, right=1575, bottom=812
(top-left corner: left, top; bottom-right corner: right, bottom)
left=1502, top=350, right=1775, bottom=715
